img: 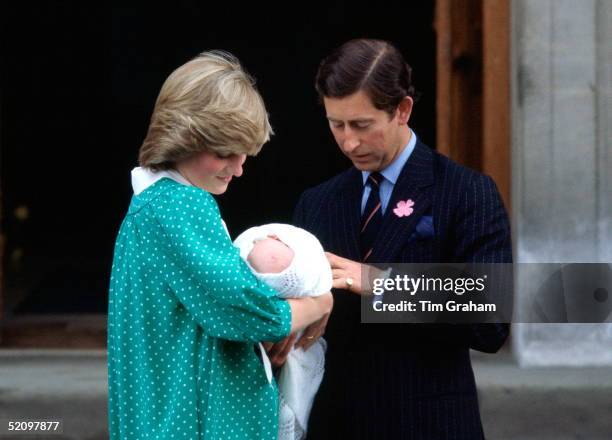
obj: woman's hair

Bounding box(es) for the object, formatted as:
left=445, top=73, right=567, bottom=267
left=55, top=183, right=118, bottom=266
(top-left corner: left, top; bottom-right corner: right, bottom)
left=139, top=50, right=273, bottom=171
left=315, top=39, right=418, bottom=116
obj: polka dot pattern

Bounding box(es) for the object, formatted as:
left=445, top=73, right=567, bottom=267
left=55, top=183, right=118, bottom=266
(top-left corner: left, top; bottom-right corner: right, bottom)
left=108, top=178, right=292, bottom=439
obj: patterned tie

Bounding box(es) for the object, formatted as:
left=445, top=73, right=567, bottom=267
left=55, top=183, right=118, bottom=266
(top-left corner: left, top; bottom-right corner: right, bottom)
left=360, top=171, right=383, bottom=261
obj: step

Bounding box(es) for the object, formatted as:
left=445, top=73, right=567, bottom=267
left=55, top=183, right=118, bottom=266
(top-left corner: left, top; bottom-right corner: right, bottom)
left=1, top=349, right=610, bottom=440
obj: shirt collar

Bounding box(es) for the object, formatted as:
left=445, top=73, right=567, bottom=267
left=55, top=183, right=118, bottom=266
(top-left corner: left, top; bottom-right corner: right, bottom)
left=361, top=129, right=417, bottom=186
left=131, top=166, right=192, bottom=195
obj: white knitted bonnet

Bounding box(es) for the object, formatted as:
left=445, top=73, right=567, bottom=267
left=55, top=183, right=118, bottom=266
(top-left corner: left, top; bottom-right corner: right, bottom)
left=233, top=223, right=332, bottom=298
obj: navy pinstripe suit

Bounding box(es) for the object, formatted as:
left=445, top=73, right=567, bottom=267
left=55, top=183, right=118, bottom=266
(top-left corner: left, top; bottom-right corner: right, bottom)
left=293, top=140, right=512, bottom=439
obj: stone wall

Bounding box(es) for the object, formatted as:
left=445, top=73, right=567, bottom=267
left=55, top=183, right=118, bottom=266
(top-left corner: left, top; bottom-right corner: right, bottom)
left=511, top=0, right=612, bottom=366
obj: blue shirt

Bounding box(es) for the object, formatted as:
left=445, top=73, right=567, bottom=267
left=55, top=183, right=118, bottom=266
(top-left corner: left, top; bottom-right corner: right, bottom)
left=361, top=130, right=417, bottom=215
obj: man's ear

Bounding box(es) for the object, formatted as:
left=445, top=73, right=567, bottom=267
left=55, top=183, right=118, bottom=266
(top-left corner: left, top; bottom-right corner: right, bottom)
left=396, top=96, right=413, bottom=125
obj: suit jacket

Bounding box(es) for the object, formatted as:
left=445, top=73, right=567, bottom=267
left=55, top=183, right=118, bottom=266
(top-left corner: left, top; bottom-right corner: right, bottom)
left=293, top=140, right=512, bottom=439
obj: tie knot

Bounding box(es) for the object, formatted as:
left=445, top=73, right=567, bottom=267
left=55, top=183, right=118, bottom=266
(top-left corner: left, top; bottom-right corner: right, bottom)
left=367, top=172, right=383, bottom=188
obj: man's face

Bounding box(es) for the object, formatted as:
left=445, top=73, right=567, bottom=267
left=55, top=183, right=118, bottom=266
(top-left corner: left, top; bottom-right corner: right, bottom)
left=323, top=90, right=409, bottom=171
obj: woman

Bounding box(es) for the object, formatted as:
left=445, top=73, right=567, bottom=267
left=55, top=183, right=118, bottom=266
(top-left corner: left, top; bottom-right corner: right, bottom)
left=108, top=51, right=333, bottom=440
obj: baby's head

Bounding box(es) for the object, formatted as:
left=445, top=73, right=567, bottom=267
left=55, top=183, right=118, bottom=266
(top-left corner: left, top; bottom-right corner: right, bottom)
left=247, top=235, right=295, bottom=274
left=233, top=223, right=332, bottom=298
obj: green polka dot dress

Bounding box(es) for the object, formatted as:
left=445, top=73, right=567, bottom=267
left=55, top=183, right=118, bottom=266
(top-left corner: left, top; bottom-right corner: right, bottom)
left=108, top=178, right=292, bottom=439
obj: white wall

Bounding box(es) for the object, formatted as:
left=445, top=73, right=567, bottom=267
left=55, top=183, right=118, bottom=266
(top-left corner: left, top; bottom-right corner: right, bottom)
left=512, top=0, right=612, bottom=366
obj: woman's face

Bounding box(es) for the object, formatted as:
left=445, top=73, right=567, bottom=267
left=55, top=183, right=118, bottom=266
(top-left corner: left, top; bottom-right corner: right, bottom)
left=177, top=151, right=246, bottom=194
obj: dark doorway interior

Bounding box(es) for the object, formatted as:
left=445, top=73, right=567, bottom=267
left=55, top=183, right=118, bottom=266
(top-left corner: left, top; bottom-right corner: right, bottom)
left=0, top=2, right=435, bottom=317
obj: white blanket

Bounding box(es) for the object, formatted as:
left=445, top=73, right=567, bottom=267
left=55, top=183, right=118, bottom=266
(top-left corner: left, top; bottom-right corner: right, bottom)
left=234, top=223, right=332, bottom=440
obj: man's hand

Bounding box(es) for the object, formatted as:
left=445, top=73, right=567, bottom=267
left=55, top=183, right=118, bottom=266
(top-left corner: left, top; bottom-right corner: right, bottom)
left=326, top=251, right=367, bottom=294
left=262, top=333, right=297, bottom=368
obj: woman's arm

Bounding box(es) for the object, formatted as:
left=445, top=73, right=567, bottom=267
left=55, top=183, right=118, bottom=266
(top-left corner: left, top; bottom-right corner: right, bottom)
left=151, top=185, right=292, bottom=343
left=287, top=292, right=333, bottom=333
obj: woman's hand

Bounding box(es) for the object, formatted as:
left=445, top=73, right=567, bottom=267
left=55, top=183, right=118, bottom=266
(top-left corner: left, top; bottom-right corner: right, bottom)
left=295, top=312, right=330, bottom=351
left=265, top=292, right=333, bottom=367
left=262, top=334, right=297, bottom=368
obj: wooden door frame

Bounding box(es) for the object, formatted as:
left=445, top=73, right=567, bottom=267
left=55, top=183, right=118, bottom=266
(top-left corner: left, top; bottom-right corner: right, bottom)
left=435, top=0, right=511, bottom=210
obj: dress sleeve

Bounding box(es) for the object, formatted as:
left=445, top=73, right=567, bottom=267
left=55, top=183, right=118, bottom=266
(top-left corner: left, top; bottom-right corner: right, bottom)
left=152, top=185, right=292, bottom=343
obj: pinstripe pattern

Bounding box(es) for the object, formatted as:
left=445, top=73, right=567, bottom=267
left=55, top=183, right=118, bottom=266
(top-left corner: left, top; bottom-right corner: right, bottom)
left=293, top=140, right=512, bottom=439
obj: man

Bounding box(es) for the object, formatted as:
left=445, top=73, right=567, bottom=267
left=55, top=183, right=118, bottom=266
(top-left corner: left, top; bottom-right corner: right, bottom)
left=286, top=39, right=511, bottom=439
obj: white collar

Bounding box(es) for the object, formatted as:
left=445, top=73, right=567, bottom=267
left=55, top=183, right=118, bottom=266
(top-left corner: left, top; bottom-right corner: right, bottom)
left=130, top=166, right=231, bottom=238
left=131, top=167, right=192, bottom=195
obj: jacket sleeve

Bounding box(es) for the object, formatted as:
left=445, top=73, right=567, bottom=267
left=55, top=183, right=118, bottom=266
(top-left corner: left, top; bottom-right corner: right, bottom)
left=152, top=186, right=291, bottom=343
left=292, top=191, right=308, bottom=229
left=453, top=174, right=513, bottom=353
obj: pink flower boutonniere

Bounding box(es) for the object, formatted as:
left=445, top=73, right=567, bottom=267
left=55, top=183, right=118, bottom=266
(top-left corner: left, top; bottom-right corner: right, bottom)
left=393, top=199, right=414, bottom=217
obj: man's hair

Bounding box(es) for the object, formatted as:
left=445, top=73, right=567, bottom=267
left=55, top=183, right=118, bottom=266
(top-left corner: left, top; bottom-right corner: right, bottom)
left=315, top=39, right=417, bottom=116
left=139, top=50, right=273, bottom=171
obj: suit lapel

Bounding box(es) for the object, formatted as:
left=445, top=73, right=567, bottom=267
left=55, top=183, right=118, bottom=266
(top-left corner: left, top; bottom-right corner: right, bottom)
left=367, top=141, right=435, bottom=263
left=330, top=168, right=362, bottom=261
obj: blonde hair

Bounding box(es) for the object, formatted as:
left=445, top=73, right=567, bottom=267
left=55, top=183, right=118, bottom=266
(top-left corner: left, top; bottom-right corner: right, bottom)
left=139, top=50, right=273, bottom=171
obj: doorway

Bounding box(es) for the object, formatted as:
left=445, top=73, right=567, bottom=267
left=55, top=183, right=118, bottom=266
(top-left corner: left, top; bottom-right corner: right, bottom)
left=0, top=2, right=437, bottom=346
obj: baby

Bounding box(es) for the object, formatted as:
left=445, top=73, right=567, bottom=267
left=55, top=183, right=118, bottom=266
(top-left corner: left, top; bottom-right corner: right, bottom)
left=247, top=235, right=295, bottom=277
left=234, top=223, right=332, bottom=440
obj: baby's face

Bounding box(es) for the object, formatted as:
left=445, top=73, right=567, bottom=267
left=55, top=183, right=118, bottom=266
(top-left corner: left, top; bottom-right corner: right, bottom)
left=247, top=236, right=295, bottom=274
